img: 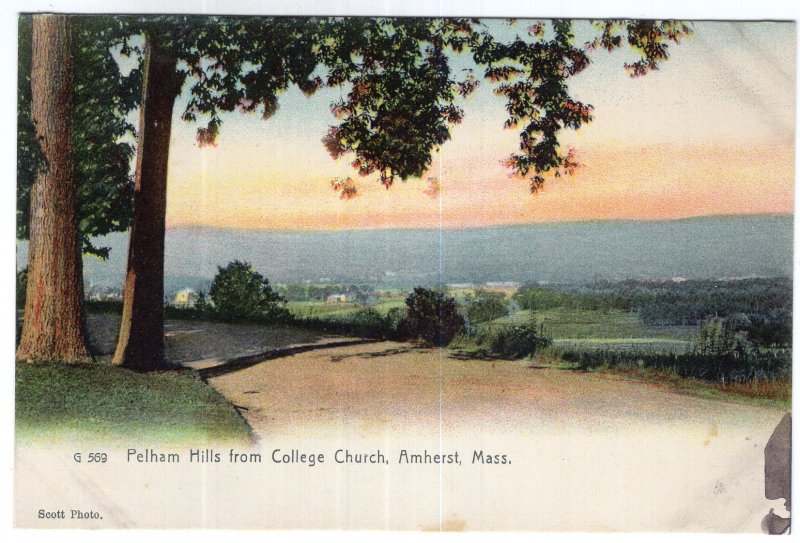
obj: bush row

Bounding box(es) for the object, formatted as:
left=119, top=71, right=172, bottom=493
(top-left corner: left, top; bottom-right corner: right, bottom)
left=559, top=348, right=791, bottom=384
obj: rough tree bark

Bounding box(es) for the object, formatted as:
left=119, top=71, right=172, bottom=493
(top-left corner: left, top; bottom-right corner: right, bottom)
left=112, top=39, right=181, bottom=371
left=17, top=14, right=90, bottom=364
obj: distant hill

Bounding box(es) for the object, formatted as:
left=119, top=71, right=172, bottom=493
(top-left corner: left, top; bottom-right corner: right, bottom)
left=16, top=214, right=793, bottom=290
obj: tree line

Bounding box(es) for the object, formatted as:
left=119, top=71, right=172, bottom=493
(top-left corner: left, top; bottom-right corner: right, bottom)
left=17, top=14, right=690, bottom=370
left=514, top=277, right=792, bottom=347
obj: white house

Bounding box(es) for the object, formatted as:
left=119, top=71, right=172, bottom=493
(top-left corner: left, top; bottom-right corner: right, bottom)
left=173, top=288, right=200, bottom=308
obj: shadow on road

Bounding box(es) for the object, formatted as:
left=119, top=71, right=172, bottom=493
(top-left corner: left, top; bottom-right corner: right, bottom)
left=329, top=345, right=420, bottom=363
left=198, top=339, right=383, bottom=380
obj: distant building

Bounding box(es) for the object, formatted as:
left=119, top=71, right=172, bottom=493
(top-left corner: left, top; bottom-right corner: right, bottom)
left=85, top=285, right=123, bottom=302
left=484, top=282, right=522, bottom=291
left=447, top=283, right=477, bottom=290
left=173, top=288, right=200, bottom=308
left=325, top=293, right=350, bottom=304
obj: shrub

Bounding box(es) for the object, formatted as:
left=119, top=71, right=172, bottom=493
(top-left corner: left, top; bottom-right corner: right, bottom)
left=695, top=317, right=735, bottom=356
left=559, top=347, right=791, bottom=384
left=748, top=310, right=792, bottom=347
left=463, top=289, right=509, bottom=323
left=558, top=313, right=791, bottom=384
left=489, top=312, right=545, bottom=359
left=209, top=260, right=290, bottom=323
left=297, top=308, right=394, bottom=339
left=401, top=287, right=465, bottom=347
left=16, top=268, right=27, bottom=308
left=384, top=307, right=407, bottom=331
left=348, top=308, right=385, bottom=335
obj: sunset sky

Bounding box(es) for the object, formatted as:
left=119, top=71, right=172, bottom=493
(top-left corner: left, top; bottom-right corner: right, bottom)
left=162, top=20, right=795, bottom=231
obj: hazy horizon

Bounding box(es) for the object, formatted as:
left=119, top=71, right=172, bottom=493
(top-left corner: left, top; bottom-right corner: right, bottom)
left=161, top=210, right=794, bottom=234
left=16, top=213, right=793, bottom=290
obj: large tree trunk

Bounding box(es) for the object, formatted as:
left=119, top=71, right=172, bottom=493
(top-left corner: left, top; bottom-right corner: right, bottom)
left=17, top=15, right=89, bottom=364
left=112, top=40, right=181, bottom=371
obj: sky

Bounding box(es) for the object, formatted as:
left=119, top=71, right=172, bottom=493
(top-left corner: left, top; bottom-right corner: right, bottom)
left=161, top=20, right=795, bottom=231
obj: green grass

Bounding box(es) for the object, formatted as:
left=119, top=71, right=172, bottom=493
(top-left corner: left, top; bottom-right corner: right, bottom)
left=583, top=364, right=791, bottom=411
left=16, top=362, right=253, bottom=446
left=551, top=337, right=691, bottom=353
left=483, top=308, right=695, bottom=342
left=287, top=301, right=360, bottom=317
left=482, top=308, right=644, bottom=339
left=552, top=337, right=690, bottom=345
left=531, top=347, right=791, bottom=410
left=287, top=298, right=406, bottom=319
left=464, top=308, right=791, bottom=407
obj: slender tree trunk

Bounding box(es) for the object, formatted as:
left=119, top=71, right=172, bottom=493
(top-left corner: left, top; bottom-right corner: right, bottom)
left=17, top=15, right=89, bottom=364
left=112, top=40, right=181, bottom=371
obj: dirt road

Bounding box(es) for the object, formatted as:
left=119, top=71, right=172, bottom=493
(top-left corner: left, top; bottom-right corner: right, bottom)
left=210, top=341, right=782, bottom=438
left=205, top=341, right=788, bottom=531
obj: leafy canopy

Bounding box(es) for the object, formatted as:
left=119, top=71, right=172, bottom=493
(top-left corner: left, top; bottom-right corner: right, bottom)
left=402, top=287, right=465, bottom=347
left=209, top=260, right=289, bottom=322
left=17, top=16, right=691, bottom=242
left=324, top=18, right=691, bottom=193
left=17, top=15, right=140, bottom=258
left=463, top=289, right=509, bottom=323
left=110, top=16, right=690, bottom=193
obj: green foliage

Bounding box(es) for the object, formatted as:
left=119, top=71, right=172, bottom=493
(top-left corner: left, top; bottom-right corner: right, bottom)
left=513, top=278, right=792, bottom=347
left=17, top=16, right=138, bottom=259
left=401, top=287, right=465, bottom=347
left=557, top=297, right=791, bottom=385
left=489, top=312, right=545, bottom=359
left=109, top=15, right=325, bottom=147
left=455, top=310, right=548, bottom=359
left=295, top=306, right=408, bottom=340
left=695, top=317, right=735, bottom=356
left=319, top=18, right=477, bottom=186
left=560, top=347, right=791, bottom=385
left=471, top=19, right=691, bottom=191
left=193, top=291, right=209, bottom=315
left=107, top=16, right=689, bottom=192
left=384, top=307, right=407, bottom=332
left=278, top=283, right=377, bottom=304
left=342, top=307, right=392, bottom=338
left=209, top=260, right=289, bottom=323
left=349, top=307, right=384, bottom=328
left=16, top=268, right=27, bottom=309
left=463, top=289, right=508, bottom=323
left=17, top=16, right=691, bottom=262
left=513, top=285, right=629, bottom=312
left=726, top=312, right=752, bottom=332
left=324, top=18, right=689, bottom=192
left=748, top=311, right=792, bottom=348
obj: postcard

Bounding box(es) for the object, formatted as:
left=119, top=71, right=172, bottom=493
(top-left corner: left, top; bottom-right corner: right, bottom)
left=10, top=3, right=795, bottom=534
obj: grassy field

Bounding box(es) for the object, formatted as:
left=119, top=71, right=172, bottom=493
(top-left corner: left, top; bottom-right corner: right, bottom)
left=530, top=347, right=791, bottom=409
left=287, top=298, right=406, bottom=319
left=485, top=308, right=645, bottom=337
left=479, top=307, right=695, bottom=350
left=455, top=305, right=790, bottom=407
left=289, top=294, right=706, bottom=357
left=16, top=362, right=253, bottom=445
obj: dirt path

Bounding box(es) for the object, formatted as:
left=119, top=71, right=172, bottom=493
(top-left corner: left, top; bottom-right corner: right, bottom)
left=209, top=341, right=783, bottom=438
left=206, top=341, right=788, bottom=531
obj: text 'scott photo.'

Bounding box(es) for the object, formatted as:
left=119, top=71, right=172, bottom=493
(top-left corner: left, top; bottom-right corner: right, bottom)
left=12, top=9, right=794, bottom=534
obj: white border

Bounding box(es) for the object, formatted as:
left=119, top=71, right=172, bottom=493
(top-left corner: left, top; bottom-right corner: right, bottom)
left=2, top=0, right=800, bottom=18
left=1, top=1, right=798, bottom=543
